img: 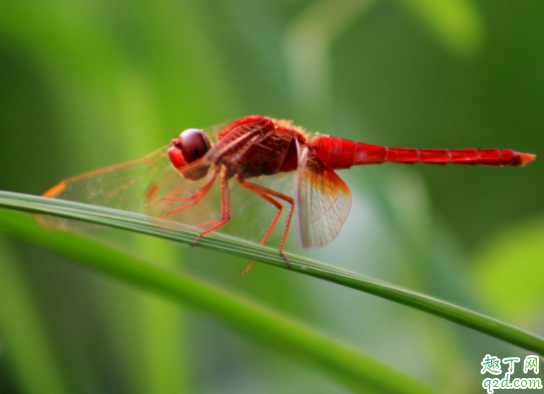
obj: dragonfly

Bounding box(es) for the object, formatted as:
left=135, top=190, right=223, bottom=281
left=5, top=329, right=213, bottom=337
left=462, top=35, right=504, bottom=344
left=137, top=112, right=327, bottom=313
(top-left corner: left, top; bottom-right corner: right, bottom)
left=39, top=115, right=536, bottom=273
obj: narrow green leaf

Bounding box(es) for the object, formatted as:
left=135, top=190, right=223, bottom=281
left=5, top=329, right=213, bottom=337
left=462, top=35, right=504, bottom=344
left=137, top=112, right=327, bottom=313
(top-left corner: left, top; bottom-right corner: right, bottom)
left=0, top=190, right=543, bottom=358
left=0, top=209, right=436, bottom=394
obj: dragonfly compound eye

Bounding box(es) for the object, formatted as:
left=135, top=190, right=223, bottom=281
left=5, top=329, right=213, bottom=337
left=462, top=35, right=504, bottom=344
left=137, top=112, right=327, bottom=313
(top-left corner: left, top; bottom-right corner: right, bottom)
left=179, top=128, right=211, bottom=163
left=168, top=128, right=212, bottom=169
left=168, top=128, right=212, bottom=182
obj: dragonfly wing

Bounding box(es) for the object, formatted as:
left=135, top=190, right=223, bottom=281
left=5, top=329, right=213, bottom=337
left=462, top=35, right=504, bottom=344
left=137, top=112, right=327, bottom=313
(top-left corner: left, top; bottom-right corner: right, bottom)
left=223, top=171, right=297, bottom=244
left=145, top=160, right=223, bottom=228
left=200, top=122, right=230, bottom=144
left=37, top=145, right=221, bottom=231
left=296, top=146, right=352, bottom=248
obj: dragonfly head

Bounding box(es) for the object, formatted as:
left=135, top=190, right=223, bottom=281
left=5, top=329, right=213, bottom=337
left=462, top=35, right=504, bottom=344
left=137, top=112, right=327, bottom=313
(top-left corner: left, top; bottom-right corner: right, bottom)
left=168, top=128, right=211, bottom=168
left=168, top=128, right=212, bottom=180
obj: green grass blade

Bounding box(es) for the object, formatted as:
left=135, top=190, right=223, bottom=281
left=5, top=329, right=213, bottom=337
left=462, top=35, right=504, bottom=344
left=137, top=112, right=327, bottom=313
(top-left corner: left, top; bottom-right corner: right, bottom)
left=1, top=190, right=543, bottom=357
left=0, top=209, right=436, bottom=394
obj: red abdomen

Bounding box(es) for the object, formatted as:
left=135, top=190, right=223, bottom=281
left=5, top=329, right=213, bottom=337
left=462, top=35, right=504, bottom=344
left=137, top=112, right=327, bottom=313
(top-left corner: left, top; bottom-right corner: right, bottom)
left=312, top=136, right=536, bottom=169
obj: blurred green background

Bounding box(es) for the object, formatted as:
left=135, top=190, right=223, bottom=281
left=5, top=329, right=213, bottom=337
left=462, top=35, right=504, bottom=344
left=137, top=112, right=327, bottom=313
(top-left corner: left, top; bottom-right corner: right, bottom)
left=0, top=0, right=542, bottom=393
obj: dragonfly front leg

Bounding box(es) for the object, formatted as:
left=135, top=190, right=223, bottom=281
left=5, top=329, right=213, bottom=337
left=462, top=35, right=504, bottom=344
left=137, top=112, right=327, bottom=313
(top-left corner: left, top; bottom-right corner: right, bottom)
left=150, top=170, right=218, bottom=219
left=192, top=167, right=231, bottom=246
left=236, top=177, right=294, bottom=273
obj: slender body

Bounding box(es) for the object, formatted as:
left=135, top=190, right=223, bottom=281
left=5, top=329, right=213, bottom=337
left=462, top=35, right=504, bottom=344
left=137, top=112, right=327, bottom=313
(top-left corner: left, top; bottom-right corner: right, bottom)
left=311, top=136, right=535, bottom=169
left=40, top=115, right=536, bottom=273
left=170, top=115, right=534, bottom=180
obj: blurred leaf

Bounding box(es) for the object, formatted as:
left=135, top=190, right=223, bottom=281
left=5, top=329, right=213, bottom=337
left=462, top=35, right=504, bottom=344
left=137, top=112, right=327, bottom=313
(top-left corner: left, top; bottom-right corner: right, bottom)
left=393, top=0, right=484, bottom=56
left=0, top=190, right=543, bottom=357
left=472, top=218, right=544, bottom=326
left=0, top=236, right=71, bottom=394
left=284, top=0, right=376, bottom=124
left=0, top=211, right=437, bottom=394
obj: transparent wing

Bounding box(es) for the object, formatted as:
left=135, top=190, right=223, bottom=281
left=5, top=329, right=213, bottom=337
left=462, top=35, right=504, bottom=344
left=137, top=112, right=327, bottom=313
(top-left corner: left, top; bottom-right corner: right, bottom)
left=223, top=171, right=298, bottom=244
left=36, top=145, right=222, bottom=231
left=296, top=147, right=352, bottom=248
left=36, top=122, right=234, bottom=231
left=201, top=122, right=229, bottom=144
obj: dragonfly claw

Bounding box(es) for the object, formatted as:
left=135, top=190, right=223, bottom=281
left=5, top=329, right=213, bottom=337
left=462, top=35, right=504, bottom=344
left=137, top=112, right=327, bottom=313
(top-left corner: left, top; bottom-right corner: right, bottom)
left=281, top=251, right=291, bottom=270
left=191, top=234, right=202, bottom=247
left=241, top=260, right=254, bottom=274
left=241, top=251, right=290, bottom=275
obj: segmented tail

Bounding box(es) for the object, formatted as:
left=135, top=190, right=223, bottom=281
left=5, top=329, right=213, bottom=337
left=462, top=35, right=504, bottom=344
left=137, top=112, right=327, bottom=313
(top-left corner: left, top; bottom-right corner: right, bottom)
left=311, top=136, right=536, bottom=169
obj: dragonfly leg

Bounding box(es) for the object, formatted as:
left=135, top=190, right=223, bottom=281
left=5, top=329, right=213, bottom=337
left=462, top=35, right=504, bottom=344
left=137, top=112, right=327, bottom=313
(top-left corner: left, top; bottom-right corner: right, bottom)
left=147, top=173, right=215, bottom=208
left=160, top=171, right=218, bottom=219
left=191, top=168, right=231, bottom=247
left=147, top=190, right=190, bottom=207
left=236, top=177, right=294, bottom=273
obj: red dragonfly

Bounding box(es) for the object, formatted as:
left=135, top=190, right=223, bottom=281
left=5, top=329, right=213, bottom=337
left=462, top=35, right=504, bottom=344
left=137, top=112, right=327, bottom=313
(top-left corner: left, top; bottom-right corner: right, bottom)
left=40, top=115, right=536, bottom=272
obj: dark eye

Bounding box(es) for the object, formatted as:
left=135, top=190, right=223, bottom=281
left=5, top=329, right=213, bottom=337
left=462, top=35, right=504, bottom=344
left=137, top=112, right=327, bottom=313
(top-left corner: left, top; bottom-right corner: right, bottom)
left=179, top=128, right=211, bottom=163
